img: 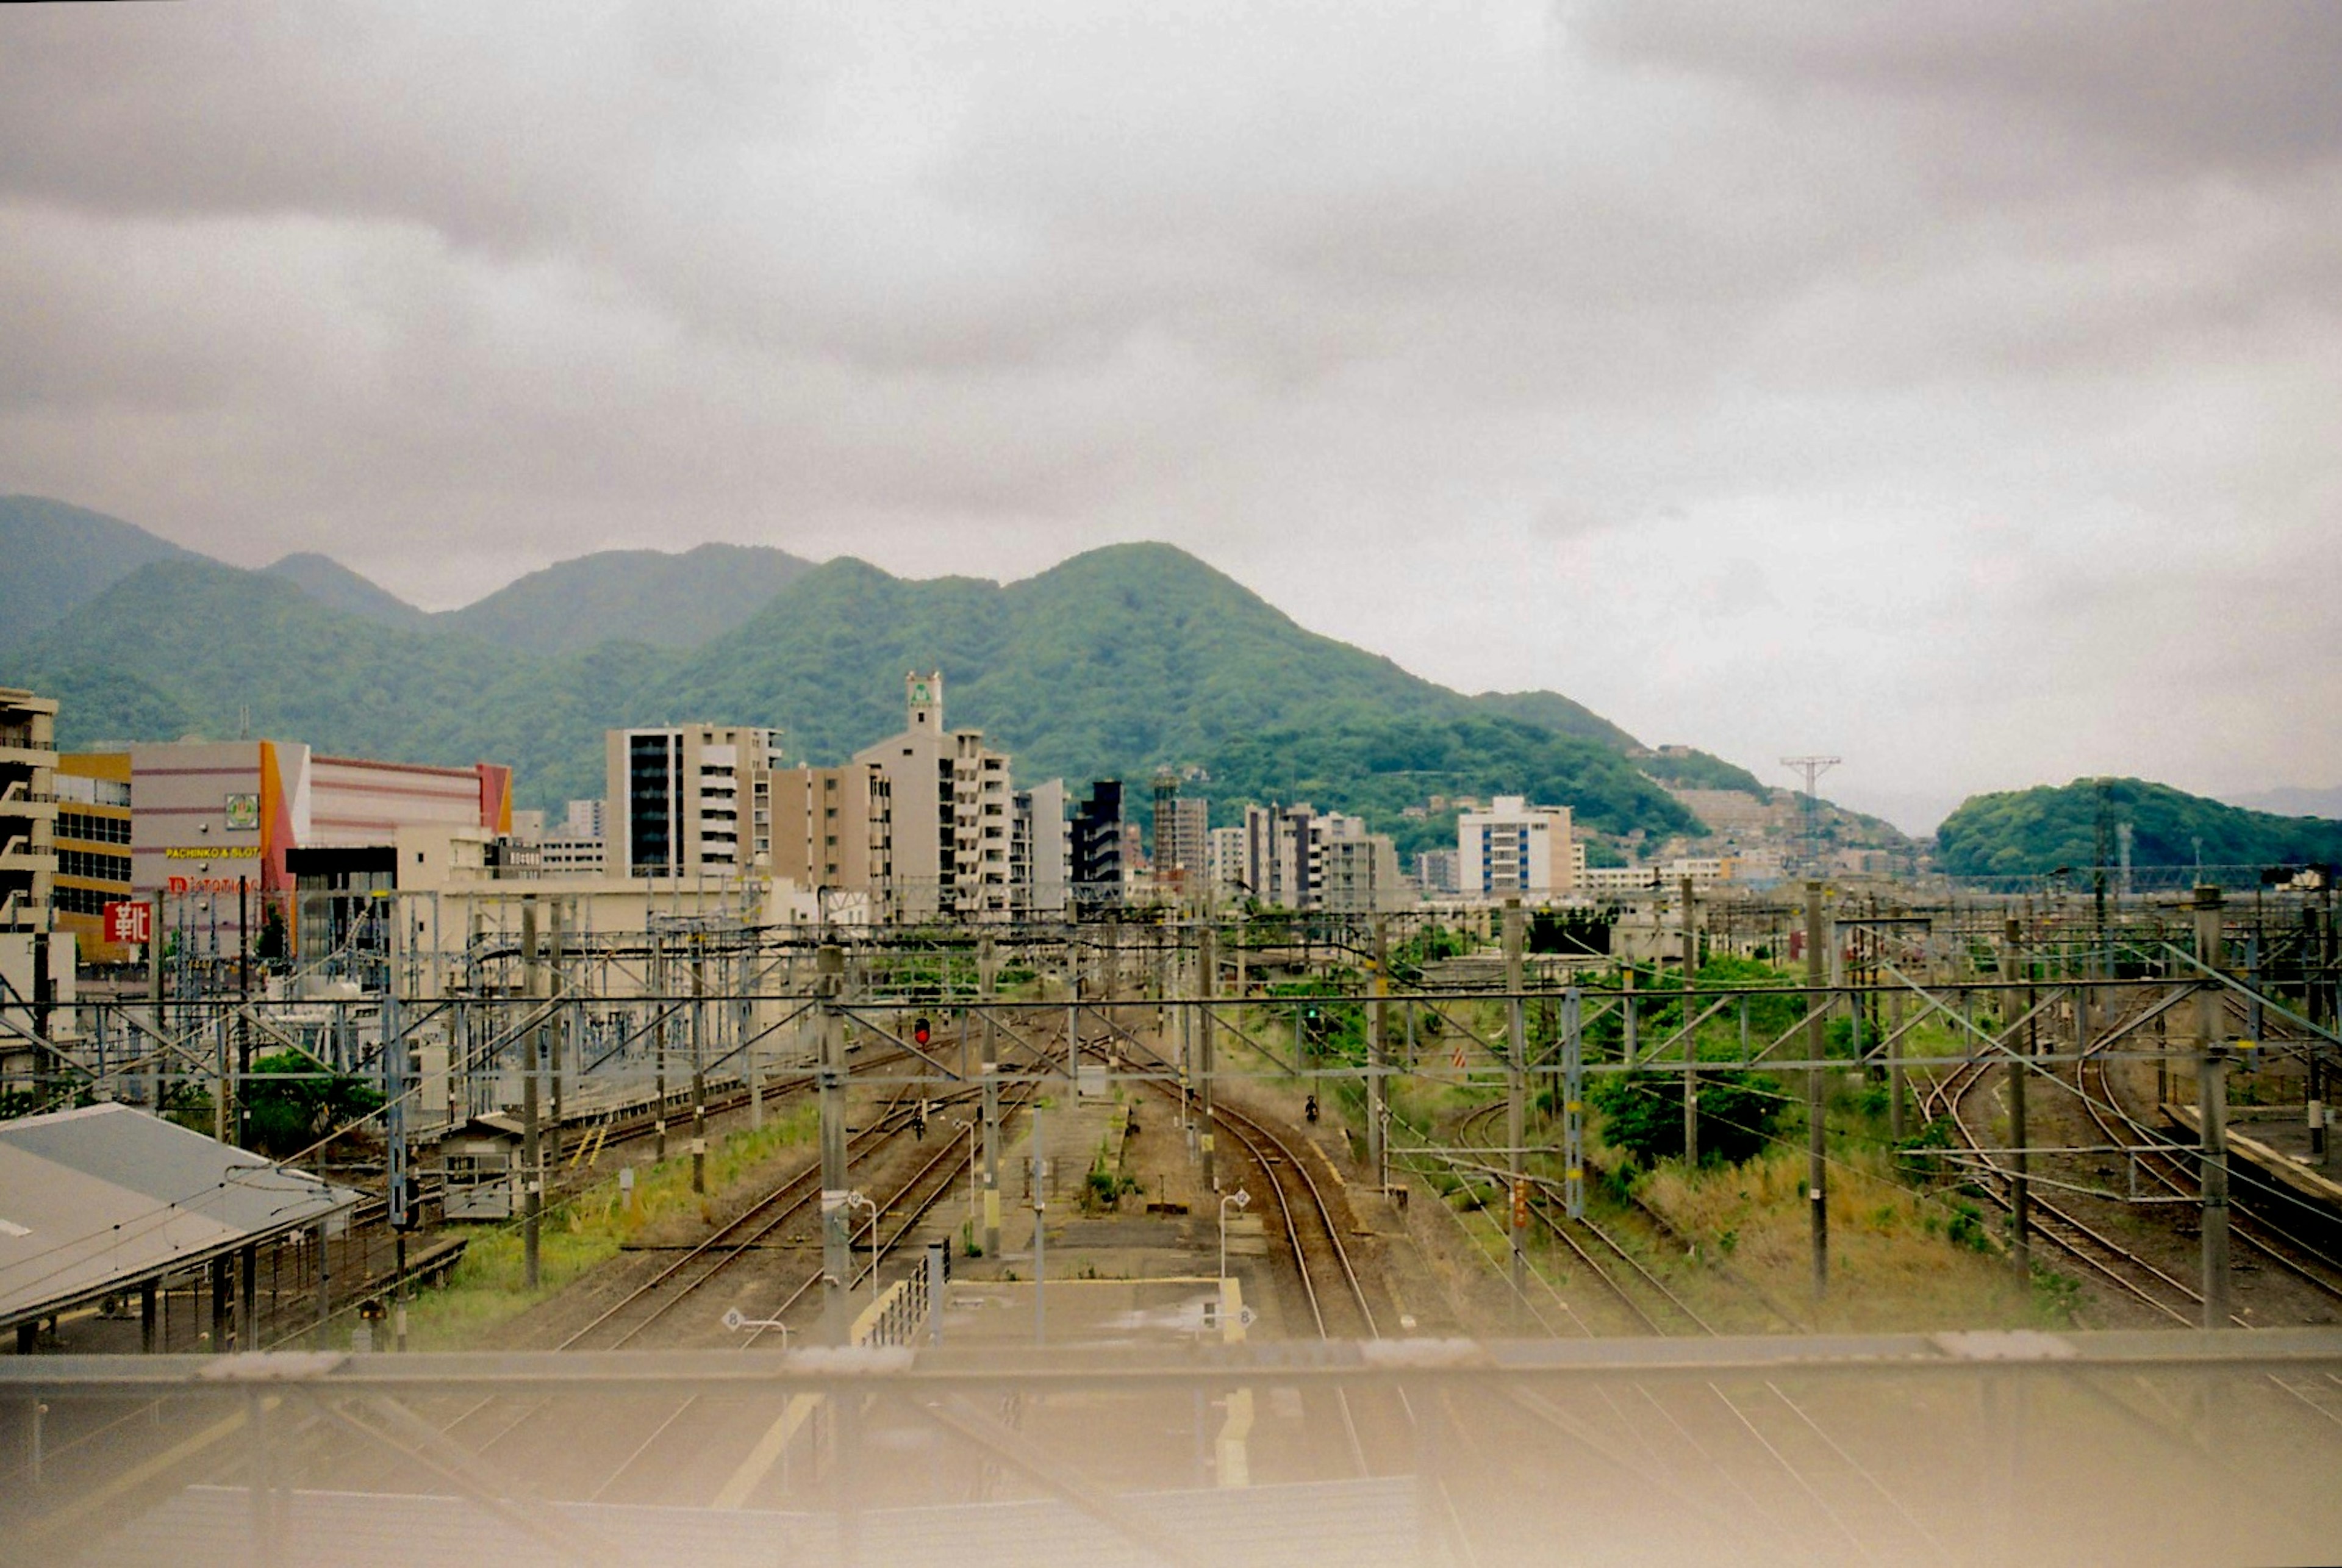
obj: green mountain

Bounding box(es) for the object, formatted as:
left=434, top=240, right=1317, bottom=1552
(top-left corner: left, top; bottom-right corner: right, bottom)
left=442, top=542, right=817, bottom=654
left=0, top=494, right=201, bottom=645
left=1467, top=689, right=1640, bottom=751
left=1933, top=778, right=2342, bottom=878
left=661, top=544, right=1697, bottom=840
left=5, top=528, right=1702, bottom=844
left=668, top=543, right=1469, bottom=773
left=263, top=553, right=430, bottom=631
left=1204, top=714, right=1696, bottom=857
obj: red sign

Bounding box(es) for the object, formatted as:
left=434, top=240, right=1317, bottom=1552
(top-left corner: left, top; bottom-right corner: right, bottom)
left=104, top=901, right=153, bottom=945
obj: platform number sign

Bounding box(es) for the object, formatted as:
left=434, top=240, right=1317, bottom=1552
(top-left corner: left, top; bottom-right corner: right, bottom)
left=103, top=901, right=152, bottom=946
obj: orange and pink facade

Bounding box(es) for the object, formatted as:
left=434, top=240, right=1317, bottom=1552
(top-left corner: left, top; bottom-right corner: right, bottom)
left=129, top=740, right=511, bottom=956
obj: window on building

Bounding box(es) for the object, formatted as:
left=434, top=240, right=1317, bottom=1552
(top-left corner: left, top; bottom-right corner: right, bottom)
left=57, top=849, right=132, bottom=883
left=57, top=811, right=131, bottom=845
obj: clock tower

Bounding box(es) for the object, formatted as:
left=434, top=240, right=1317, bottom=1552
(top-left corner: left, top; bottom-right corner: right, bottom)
left=907, top=670, right=943, bottom=733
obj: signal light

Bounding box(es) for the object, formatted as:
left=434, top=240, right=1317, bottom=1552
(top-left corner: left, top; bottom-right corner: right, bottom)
left=913, top=1016, right=932, bottom=1047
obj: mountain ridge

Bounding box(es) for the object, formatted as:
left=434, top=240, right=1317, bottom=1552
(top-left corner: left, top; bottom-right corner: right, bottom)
left=1, top=498, right=1751, bottom=850
left=0, top=494, right=203, bottom=647
left=1934, top=778, right=2342, bottom=878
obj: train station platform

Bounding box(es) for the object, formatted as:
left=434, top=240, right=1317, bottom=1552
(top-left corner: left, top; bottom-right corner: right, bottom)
left=0, top=1103, right=361, bottom=1350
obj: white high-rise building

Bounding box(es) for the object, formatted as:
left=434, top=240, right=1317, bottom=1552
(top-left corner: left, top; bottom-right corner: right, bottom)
left=1012, top=780, right=1072, bottom=917
left=607, top=725, right=784, bottom=881
left=853, top=673, right=1014, bottom=922
left=1457, top=796, right=1577, bottom=901
left=1206, top=825, right=1247, bottom=902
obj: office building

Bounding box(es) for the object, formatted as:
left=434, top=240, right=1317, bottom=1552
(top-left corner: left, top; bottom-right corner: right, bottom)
left=1012, top=780, right=1072, bottom=918
left=1071, top=780, right=1123, bottom=918
left=1458, top=796, right=1578, bottom=901
left=53, top=753, right=134, bottom=962
left=852, top=674, right=1013, bottom=922
left=607, top=725, right=782, bottom=881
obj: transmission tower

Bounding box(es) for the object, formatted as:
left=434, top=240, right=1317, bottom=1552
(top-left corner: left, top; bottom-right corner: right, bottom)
left=1781, top=756, right=1841, bottom=877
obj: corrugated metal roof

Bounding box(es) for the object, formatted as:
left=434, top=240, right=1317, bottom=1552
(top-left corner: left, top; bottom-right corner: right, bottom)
left=0, top=1103, right=361, bottom=1330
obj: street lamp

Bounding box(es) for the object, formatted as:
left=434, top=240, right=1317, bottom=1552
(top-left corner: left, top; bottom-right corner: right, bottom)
left=1218, top=1188, right=1251, bottom=1281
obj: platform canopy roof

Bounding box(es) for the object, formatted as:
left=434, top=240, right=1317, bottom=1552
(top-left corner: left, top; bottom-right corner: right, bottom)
left=0, top=1102, right=360, bottom=1333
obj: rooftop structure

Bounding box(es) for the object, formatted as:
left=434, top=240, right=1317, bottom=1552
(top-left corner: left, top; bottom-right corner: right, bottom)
left=0, top=1102, right=359, bottom=1345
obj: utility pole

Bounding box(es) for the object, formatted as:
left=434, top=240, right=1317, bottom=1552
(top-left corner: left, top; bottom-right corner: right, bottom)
left=979, top=934, right=1000, bottom=1258
left=384, top=971, right=407, bottom=1351
left=2196, top=886, right=2232, bottom=1328
left=653, top=927, right=669, bottom=1162
left=1804, top=881, right=1828, bottom=1302
left=1681, top=876, right=1698, bottom=1167
left=1367, top=916, right=1389, bottom=1192
left=1031, top=1101, right=1048, bottom=1347
left=546, top=899, right=564, bottom=1175
left=817, top=943, right=852, bottom=1343
left=691, top=936, right=707, bottom=1195
left=745, top=931, right=763, bottom=1131
left=2004, top=918, right=2030, bottom=1280
left=235, top=875, right=251, bottom=1148
left=520, top=898, right=542, bottom=1291
left=1198, top=924, right=1218, bottom=1194
left=1562, top=987, right=1585, bottom=1219
left=1503, top=898, right=1527, bottom=1306
left=1782, top=757, right=1841, bottom=878
left=146, top=916, right=164, bottom=1114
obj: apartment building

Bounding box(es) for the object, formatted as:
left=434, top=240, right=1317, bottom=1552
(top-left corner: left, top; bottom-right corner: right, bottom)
left=852, top=674, right=1013, bottom=922
left=1205, top=825, right=1247, bottom=902
left=1315, top=816, right=1407, bottom=913
left=0, top=687, right=57, bottom=935
left=1238, top=801, right=1405, bottom=911
left=1, top=690, right=72, bottom=1090
left=1012, top=779, right=1072, bottom=918
left=607, top=725, right=783, bottom=881
left=1149, top=773, right=1211, bottom=895
left=767, top=763, right=893, bottom=916
left=1457, top=796, right=1578, bottom=901
left=1070, top=780, right=1123, bottom=918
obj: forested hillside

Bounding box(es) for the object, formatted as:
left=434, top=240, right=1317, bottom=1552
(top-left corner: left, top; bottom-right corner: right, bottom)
left=1935, top=778, right=2342, bottom=876
left=1, top=498, right=1728, bottom=843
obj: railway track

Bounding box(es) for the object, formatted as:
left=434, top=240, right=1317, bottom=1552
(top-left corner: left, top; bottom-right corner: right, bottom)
left=1448, top=1097, right=1716, bottom=1336
left=1210, top=1098, right=1383, bottom=1342
left=2073, top=1050, right=2342, bottom=1308
left=1914, top=1047, right=2221, bottom=1325
left=451, top=1015, right=1069, bottom=1492
left=552, top=1081, right=945, bottom=1352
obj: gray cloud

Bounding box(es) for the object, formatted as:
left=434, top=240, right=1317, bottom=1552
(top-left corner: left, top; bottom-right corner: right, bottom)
left=2, top=1, right=2337, bottom=830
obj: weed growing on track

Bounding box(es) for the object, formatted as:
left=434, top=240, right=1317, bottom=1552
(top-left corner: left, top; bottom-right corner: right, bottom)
left=402, top=1102, right=819, bottom=1348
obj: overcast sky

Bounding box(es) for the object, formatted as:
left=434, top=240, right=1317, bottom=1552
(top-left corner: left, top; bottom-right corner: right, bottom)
left=5, top=4, right=2337, bottom=832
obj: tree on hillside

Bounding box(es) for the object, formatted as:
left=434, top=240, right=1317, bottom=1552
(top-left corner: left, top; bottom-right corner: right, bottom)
left=1935, top=777, right=2342, bottom=878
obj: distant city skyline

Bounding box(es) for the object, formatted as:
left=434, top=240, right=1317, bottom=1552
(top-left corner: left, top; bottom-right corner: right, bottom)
left=4, top=5, right=2337, bottom=834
